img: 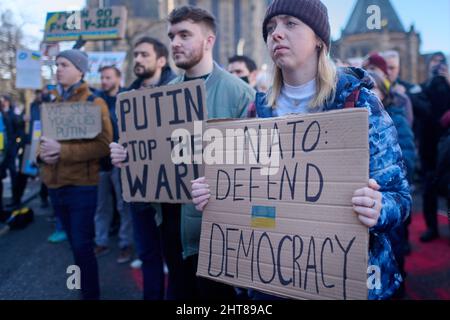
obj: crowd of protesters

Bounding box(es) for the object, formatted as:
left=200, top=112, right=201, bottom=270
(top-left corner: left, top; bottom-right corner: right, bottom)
left=0, top=0, right=449, bottom=301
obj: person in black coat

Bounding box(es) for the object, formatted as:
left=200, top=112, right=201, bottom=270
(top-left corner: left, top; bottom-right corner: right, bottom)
left=419, top=52, right=450, bottom=242
left=13, top=90, right=52, bottom=209
left=0, top=95, right=24, bottom=209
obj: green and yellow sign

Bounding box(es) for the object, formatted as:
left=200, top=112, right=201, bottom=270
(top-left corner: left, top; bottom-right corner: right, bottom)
left=44, top=6, right=127, bottom=42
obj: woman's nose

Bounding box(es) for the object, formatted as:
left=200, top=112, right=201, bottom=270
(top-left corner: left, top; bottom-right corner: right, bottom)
left=271, top=25, right=285, bottom=41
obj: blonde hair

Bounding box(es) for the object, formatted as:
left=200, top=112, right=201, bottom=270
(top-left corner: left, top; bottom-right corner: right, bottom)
left=268, top=41, right=337, bottom=110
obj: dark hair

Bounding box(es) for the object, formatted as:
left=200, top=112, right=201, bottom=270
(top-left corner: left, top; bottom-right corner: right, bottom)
left=1, top=95, right=12, bottom=105
left=430, top=51, right=447, bottom=63
left=134, top=37, right=169, bottom=60
left=168, top=5, right=217, bottom=35
left=99, top=65, right=122, bottom=78
left=228, top=55, right=257, bottom=72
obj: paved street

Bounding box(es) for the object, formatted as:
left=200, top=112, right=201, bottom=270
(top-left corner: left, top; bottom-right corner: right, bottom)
left=0, top=182, right=448, bottom=300
left=0, top=181, right=142, bottom=300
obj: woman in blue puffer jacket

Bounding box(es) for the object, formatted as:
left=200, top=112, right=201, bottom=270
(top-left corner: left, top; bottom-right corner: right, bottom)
left=192, top=0, right=411, bottom=300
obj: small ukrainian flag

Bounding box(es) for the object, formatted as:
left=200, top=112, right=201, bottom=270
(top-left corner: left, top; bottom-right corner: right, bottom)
left=251, top=206, right=276, bottom=229
left=31, top=52, right=41, bottom=60
left=32, top=121, right=41, bottom=140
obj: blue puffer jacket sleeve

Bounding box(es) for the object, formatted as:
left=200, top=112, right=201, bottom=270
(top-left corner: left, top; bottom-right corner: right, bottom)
left=359, top=89, right=412, bottom=234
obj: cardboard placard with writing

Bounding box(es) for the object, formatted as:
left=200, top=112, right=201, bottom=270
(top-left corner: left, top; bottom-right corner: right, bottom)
left=41, top=102, right=102, bottom=141
left=44, top=6, right=127, bottom=42
left=197, top=108, right=370, bottom=300
left=117, top=80, right=207, bottom=203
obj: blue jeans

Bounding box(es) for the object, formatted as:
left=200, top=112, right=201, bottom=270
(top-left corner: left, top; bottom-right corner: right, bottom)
left=55, top=216, right=64, bottom=232
left=95, top=168, right=133, bottom=248
left=131, top=202, right=191, bottom=300
left=130, top=203, right=164, bottom=300
left=49, top=186, right=100, bottom=300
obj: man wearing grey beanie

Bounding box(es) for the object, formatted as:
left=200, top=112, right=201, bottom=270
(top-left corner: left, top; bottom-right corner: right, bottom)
left=53, top=50, right=90, bottom=99
left=38, top=48, right=113, bottom=300
left=56, top=49, right=89, bottom=74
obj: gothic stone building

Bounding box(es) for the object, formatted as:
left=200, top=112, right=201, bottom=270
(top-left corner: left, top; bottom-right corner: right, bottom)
left=333, top=0, right=426, bottom=84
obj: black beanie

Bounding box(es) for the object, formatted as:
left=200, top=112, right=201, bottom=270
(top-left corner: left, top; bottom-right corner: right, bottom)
left=262, top=0, right=331, bottom=50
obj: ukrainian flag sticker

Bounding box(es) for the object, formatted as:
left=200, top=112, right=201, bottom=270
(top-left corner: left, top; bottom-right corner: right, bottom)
left=251, top=206, right=276, bottom=229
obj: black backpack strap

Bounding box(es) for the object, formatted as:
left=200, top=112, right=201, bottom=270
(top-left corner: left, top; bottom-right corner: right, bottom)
left=87, top=94, right=96, bottom=103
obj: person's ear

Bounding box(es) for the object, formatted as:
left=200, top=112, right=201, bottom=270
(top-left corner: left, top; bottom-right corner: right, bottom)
left=75, top=69, right=83, bottom=81
left=157, top=56, right=167, bottom=69
left=315, top=36, right=324, bottom=51
left=250, top=70, right=258, bottom=84
left=204, top=34, right=216, bottom=52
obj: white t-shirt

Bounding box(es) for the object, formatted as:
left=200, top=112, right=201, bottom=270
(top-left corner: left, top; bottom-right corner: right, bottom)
left=274, top=79, right=319, bottom=116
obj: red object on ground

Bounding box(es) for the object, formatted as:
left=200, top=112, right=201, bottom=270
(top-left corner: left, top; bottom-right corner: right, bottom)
left=130, top=267, right=169, bottom=296
left=405, top=212, right=450, bottom=300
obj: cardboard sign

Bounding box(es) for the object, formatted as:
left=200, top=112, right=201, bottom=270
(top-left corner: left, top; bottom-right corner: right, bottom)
left=117, top=80, right=207, bottom=203
left=197, top=108, right=370, bottom=300
left=86, top=51, right=127, bottom=85
left=44, top=6, right=127, bottom=42
left=41, top=102, right=102, bottom=141
left=15, top=49, right=42, bottom=89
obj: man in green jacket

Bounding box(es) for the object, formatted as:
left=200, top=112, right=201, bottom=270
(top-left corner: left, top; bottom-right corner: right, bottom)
left=167, top=5, right=255, bottom=299
left=111, top=5, right=255, bottom=300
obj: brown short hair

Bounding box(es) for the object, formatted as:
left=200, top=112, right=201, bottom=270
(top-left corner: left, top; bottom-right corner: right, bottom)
left=167, top=5, right=217, bottom=35
left=99, top=65, right=122, bottom=78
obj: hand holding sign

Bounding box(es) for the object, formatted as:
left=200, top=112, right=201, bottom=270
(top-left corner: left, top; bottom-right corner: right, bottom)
left=194, top=176, right=383, bottom=227
left=40, top=136, right=61, bottom=164
left=191, top=176, right=210, bottom=211
left=110, top=142, right=127, bottom=168
left=352, top=179, right=382, bottom=228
